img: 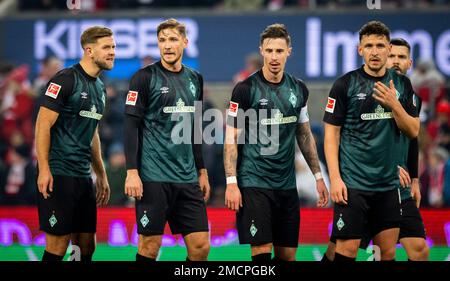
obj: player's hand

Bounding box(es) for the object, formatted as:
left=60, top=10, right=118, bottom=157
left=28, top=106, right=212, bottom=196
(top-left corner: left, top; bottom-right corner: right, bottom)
left=330, top=177, right=348, bottom=205
left=316, top=179, right=329, bottom=207
left=410, top=178, right=421, bottom=208
left=95, top=174, right=110, bottom=206
left=37, top=168, right=53, bottom=199
left=398, top=166, right=411, bottom=188
left=225, top=183, right=242, bottom=211
left=125, top=169, right=143, bottom=200
left=198, top=169, right=211, bottom=202
left=373, top=80, right=399, bottom=110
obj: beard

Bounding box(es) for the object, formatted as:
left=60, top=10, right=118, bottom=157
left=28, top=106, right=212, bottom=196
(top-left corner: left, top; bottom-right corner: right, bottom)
left=94, top=58, right=113, bottom=70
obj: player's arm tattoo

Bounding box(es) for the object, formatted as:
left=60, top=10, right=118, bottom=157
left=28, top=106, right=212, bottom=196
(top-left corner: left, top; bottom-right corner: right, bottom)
left=296, top=122, right=321, bottom=175
left=91, top=127, right=106, bottom=177
left=224, top=126, right=240, bottom=178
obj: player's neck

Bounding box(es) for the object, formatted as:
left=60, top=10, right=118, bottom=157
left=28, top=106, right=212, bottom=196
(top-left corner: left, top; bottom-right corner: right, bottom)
left=262, top=66, right=283, bottom=83
left=363, top=64, right=386, bottom=77
left=160, top=59, right=183, bottom=73
left=79, top=59, right=101, bottom=78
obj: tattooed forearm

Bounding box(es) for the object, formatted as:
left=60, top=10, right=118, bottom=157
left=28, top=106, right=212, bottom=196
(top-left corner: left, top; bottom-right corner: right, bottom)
left=224, top=126, right=239, bottom=178
left=296, top=122, right=321, bottom=175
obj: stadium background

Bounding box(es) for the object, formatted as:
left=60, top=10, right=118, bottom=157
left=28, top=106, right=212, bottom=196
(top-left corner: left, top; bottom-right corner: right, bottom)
left=0, top=0, right=449, bottom=261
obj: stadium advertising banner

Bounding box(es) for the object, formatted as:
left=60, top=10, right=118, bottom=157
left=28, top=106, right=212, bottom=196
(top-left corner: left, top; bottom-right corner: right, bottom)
left=1, top=208, right=449, bottom=261
left=0, top=11, right=449, bottom=81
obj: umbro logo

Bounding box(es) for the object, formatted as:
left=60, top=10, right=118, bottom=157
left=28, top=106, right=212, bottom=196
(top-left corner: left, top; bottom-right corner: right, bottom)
left=357, top=93, right=366, bottom=100
left=259, top=98, right=268, bottom=106
left=81, top=92, right=88, bottom=99
left=160, top=87, right=169, bottom=94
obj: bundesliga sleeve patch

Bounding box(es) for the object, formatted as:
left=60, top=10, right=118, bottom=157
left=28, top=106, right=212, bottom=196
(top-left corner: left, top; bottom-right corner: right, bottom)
left=126, top=91, right=138, bottom=106
left=228, top=101, right=239, bottom=117
left=325, top=97, right=336, bottom=113
left=45, top=83, right=61, bottom=99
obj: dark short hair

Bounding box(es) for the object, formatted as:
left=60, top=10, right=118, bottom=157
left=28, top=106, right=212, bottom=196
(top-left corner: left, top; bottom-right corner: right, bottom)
left=390, top=38, right=411, bottom=54
left=80, top=26, right=113, bottom=48
left=260, top=23, right=291, bottom=47
left=157, top=18, right=187, bottom=38
left=359, top=21, right=390, bottom=42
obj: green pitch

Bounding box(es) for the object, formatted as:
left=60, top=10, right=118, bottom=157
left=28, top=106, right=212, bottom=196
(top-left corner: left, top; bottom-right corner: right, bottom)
left=1, top=244, right=449, bottom=261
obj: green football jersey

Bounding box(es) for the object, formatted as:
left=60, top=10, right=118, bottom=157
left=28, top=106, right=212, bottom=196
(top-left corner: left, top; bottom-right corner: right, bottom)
left=323, top=66, right=419, bottom=192
left=41, top=63, right=106, bottom=178
left=125, top=62, right=203, bottom=183
left=227, top=70, right=310, bottom=190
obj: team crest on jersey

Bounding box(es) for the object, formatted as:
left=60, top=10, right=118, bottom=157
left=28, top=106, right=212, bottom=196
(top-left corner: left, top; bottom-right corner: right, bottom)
left=325, top=97, right=336, bottom=113
left=289, top=90, right=297, bottom=108
left=189, top=81, right=196, bottom=97
left=45, top=83, right=61, bottom=99
left=228, top=102, right=239, bottom=117
left=126, top=91, right=138, bottom=106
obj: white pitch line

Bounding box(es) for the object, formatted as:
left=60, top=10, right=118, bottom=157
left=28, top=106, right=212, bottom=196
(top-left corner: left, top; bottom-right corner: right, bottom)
left=312, top=248, right=322, bottom=261
left=26, top=248, right=38, bottom=261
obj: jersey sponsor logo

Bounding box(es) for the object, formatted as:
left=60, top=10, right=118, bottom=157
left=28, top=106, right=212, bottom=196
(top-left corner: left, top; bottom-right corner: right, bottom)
left=228, top=101, right=239, bottom=117
left=79, top=104, right=103, bottom=120
left=160, top=87, right=169, bottom=94
left=45, top=82, right=61, bottom=99
left=261, top=109, right=298, bottom=125
left=126, top=91, right=138, bottom=106
left=325, top=97, right=336, bottom=113
left=360, top=105, right=393, bottom=120
left=163, top=98, right=195, bottom=113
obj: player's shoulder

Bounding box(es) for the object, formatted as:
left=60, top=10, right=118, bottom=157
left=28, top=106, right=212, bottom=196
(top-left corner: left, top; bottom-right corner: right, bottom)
left=332, top=70, right=354, bottom=90
left=183, top=64, right=203, bottom=82
left=131, top=64, right=154, bottom=82
left=51, top=66, right=76, bottom=81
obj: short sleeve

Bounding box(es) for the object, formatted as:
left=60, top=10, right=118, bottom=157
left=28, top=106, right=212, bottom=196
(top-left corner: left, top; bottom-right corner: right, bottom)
left=323, top=76, right=349, bottom=126
left=125, top=69, right=151, bottom=118
left=402, top=77, right=419, bottom=118
left=40, top=69, right=74, bottom=113
left=226, top=81, right=251, bottom=128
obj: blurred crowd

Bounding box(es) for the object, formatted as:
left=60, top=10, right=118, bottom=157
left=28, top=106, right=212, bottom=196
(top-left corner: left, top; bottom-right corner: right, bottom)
left=16, top=0, right=450, bottom=12
left=0, top=52, right=450, bottom=208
